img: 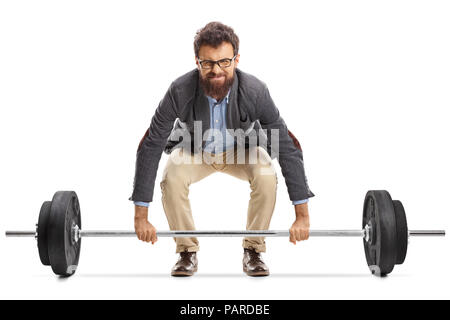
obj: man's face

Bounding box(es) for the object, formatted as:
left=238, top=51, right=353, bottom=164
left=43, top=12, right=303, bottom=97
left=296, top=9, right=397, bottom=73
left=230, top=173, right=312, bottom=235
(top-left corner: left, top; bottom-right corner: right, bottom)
left=196, top=41, right=240, bottom=100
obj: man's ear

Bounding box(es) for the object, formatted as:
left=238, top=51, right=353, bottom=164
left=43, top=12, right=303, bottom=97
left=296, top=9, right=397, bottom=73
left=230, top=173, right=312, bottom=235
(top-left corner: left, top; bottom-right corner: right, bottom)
left=195, top=57, right=200, bottom=69
left=235, top=54, right=240, bottom=67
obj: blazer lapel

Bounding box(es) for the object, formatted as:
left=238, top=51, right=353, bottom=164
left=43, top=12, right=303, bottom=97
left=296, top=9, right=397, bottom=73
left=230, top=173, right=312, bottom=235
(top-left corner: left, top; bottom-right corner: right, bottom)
left=226, top=70, right=240, bottom=132
left=193, top=74, right=211, bottom=136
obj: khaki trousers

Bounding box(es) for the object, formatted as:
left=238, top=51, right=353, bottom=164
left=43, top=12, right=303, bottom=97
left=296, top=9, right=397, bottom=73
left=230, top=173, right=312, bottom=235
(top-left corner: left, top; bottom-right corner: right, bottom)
left=160, top=146, right=278, bottom=253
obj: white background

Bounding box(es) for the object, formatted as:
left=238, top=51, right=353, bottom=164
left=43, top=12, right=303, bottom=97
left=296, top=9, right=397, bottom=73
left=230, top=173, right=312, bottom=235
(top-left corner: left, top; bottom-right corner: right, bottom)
left=0, top=0, right=449, bottom=300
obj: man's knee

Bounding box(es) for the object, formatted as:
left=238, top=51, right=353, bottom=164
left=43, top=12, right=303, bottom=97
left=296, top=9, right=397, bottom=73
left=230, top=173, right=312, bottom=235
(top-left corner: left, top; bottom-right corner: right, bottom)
left=161, top=166, right=188, bottom=189
left=250, top=146, right=272, bottom=165
left=251, top=148, right=277, bottom=178
left=250, top=170, right=277, bottom=194
left=161, top=158, right=191, bottom=194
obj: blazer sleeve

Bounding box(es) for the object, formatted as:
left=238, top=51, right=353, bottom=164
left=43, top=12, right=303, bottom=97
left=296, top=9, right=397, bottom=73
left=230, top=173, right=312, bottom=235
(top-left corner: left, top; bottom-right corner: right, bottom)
left=130, top=82, right=178, bottom=203
left=257, top=84, right=314, bottom=201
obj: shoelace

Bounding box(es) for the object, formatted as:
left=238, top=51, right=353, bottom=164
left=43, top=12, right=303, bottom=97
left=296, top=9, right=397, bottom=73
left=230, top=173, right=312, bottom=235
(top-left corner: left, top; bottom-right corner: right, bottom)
left=247, top=250, right=263, bottom=263
left=180, top=252, right=195, bottom=260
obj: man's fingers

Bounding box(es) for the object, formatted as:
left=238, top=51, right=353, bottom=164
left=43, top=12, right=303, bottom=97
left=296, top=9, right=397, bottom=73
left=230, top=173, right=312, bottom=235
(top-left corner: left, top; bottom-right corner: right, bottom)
left=151, top=230, right=158, bottom=244
left=147, top=230, right=153, bottom=243
left=304, top=230, right=310, bottom=240
left=135, top=227, right=158, bottom=243
left=299, top=230, right=304, bottom=241
left=296, top=229, right=302, bottom=242
left=289, top=229, right=296, bottom=244
left=145, top=230, right=152, bottom=242
left=304, top=230, right=309, bottom=240
left=137, top=230, right=146, bottom=241
left=290, top=223, right=311, bottom=244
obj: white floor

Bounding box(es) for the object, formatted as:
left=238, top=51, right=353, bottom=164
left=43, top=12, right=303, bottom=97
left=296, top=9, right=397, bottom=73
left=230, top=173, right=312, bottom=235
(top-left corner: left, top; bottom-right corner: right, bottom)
left=1, top=233, right=448, bottom=300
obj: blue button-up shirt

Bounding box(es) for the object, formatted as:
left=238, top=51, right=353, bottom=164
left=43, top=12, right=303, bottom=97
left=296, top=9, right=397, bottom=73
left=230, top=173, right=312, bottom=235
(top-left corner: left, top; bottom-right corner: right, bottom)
left=134, top=89, right=308, bottom=207
left=203, top=89, right=236, bottom=154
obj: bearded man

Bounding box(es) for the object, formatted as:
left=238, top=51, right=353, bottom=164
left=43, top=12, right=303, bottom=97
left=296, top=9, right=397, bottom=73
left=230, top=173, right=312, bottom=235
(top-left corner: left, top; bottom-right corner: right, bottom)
left=130, top=21, right=314, bottom=277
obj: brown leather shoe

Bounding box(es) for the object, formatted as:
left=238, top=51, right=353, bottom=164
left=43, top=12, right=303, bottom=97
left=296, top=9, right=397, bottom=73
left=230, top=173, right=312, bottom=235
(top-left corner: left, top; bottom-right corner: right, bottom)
left=171, top=251, right=198, bottom=277
left=243, top=248, right=270, bottom=277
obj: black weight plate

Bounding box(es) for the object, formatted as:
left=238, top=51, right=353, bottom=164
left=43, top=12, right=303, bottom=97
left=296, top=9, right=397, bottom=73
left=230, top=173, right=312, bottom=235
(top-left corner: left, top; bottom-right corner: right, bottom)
left=37, top=201, right=52, bottom=266
left=393, top=200, right=408, bottom=265
left=363, top=190, right=397, bottom=276
left=48, top=191, right=82, bottom=276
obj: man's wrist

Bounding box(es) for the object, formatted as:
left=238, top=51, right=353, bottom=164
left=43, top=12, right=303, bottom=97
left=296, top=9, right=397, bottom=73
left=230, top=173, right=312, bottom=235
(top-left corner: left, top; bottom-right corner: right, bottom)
left=294, top=202, right=309, bottom=219
left=134, top=204, right=149, bottom=220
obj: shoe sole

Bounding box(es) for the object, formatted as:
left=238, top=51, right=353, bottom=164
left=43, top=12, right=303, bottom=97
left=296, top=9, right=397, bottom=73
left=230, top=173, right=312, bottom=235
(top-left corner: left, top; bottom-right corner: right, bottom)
left=243, top=266, right=270, bottom=277
left=171, top=266, right=198, bottom=277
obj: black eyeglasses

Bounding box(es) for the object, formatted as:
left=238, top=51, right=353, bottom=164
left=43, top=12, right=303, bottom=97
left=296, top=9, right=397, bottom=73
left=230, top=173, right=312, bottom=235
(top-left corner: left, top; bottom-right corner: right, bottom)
left=197, top=55, right=237, bottom=70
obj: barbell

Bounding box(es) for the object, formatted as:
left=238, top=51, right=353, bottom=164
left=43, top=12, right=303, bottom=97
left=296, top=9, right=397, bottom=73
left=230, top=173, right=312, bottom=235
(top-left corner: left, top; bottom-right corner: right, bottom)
left=5, top=190, right=445, bottom=277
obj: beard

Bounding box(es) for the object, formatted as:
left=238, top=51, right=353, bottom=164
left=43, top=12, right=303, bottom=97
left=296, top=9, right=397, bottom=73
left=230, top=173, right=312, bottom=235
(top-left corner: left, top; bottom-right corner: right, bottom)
left=199, top=68, right=235, bottom=100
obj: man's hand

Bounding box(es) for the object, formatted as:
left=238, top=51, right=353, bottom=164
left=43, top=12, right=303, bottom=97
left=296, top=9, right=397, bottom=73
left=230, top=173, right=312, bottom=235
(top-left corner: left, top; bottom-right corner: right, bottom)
left=289, top=202, right=310, bottom=244
left=134, top=205, right=158, bottom=244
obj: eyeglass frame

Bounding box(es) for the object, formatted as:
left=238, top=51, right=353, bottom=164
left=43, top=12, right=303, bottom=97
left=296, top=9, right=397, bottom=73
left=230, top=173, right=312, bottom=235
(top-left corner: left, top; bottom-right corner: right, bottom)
left=197, top=55, right=237, bottom=70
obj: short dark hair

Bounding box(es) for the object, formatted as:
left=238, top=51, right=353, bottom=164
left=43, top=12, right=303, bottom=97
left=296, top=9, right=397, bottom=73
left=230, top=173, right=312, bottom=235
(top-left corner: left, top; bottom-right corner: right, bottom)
left=194, top=21, right=239, bottom=58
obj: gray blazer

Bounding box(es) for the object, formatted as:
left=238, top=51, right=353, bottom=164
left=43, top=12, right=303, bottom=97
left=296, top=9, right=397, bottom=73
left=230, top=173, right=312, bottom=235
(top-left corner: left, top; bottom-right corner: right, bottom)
left=130, top=68, right=314, bottom=203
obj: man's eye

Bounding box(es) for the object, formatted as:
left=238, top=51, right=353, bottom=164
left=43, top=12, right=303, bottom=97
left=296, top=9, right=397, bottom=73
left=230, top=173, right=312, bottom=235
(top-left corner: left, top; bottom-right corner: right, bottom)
left=203, top=61, right=215, bottom=68
left=218, top=59, right=231, bottom=66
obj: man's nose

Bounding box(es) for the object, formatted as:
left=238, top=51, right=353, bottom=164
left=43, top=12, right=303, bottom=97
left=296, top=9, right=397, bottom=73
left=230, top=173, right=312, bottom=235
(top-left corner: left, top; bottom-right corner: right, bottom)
left=211, top=63, right=222, bottom=74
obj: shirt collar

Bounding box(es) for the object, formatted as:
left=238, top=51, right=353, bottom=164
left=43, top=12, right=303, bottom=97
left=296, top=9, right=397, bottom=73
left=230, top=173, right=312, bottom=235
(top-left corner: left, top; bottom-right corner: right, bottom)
left=206, top=88, right=231, bottom=105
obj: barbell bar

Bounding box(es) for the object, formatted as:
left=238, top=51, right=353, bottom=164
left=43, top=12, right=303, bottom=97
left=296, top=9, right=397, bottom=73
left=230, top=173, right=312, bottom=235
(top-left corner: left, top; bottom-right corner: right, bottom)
left=6, top=229, right=445, bottom=239
left=4, top=190, right=445, bottom=277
